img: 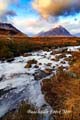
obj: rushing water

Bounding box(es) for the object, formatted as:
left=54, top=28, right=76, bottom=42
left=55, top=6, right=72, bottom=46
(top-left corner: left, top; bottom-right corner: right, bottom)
left=0, top=46, right=79, bottom=118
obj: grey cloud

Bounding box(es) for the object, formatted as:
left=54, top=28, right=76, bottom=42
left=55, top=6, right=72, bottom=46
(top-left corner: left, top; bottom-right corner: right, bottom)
left=0, top=10, right=17, bottom=22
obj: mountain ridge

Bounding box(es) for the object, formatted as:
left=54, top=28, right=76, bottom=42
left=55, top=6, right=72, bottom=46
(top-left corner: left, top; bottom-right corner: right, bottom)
left=37, top=25, right=72, bottom=37
left=0, top=23, right=27, bottom=36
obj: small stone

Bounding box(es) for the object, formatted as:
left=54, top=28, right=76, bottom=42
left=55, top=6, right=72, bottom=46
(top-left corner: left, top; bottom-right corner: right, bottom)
left=34, top=65, right=39, bottom=68
left=46, top=63, right=52, bottom=66
left=43, top=68, right=52, bottom=75
left=39, top=63, right=42, bottom=65
left=23, top=53, right=32, bottom=57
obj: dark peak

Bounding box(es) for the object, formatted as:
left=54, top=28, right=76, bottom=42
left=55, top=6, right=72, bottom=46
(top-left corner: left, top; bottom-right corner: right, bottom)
left=0, top=22, right=24, bottom=36
left=0, top=23, right=13, bottom=28
left=0, top=22, right=28, bottom=36
left=0, top=23, right=19, bottom=32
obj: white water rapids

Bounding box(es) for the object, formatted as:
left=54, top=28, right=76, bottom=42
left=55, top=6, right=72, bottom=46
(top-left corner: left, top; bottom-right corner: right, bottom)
left=0, top=46, right=80, bottom=118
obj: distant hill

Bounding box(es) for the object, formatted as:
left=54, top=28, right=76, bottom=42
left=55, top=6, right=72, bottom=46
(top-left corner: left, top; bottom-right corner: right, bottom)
left=74, top=33, right=80, bottom=37
left=0, top=23, right=27, bottom=36
left=37, top=25, right=72, bottom=37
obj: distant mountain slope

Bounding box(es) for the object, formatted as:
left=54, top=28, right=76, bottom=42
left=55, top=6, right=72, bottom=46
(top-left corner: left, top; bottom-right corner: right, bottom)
left=0, top=23, right=27, bottom=36
left=74, top=33, right=80, bottom=37
left=37, top=25, right=72, bottom=37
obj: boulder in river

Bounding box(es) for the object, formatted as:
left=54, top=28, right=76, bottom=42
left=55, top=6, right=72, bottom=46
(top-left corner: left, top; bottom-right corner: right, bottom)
left=7, top=58, right=15, bottom=62
left=23, top=53, right=32, bottom=57
left=43, top=68, right=52, bottom=75
left=25, top=59, right=37, bottom=68
left=34, top=69, right=52, bottom=80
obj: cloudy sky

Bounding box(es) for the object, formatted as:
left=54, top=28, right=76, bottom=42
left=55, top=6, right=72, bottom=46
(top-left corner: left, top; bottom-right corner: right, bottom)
left=0, top=0, right=80, bottom=36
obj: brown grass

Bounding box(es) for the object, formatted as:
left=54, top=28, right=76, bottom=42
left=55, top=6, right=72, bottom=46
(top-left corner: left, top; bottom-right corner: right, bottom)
left=1, top=102, right=41, bottom=120
left=41, top=51, right=80, bottom=120
left=0, top=36, right=80, bottom=59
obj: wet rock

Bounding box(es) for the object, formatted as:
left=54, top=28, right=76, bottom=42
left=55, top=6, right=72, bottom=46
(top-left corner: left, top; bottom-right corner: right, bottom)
left=40, top=104, right=48, bottom=110
left=0, top=75, right=5, bottom=81
left=34, top=65, right=39, bottom=68
left=0, top=88, right=15, bottom=97
left=38, top=63, right=42, bottom=65
left=23, top=53, right=32, bottom=57
left=43, top=47, right=50, bottom=52
left=53, top=66, right=55, bottom=70
left=57, top=66, right=65, bottom=71
left=25, top=63, right=31, bottom=68
left=43, top=68, right=52, bottom=75
left=60, top=61, right=66, bottom=64
left=34, top=70, right=47, bottom=80
left=64, top=56, right=72, bottom=61
left=25, top=59, right=37, bottom=68
left=58, top=54, right=66, bottom=58
left=7, top=58, right=14, bottom=62
left=0, top=58, right=6, bottom=62
left=51, top=51, right=60, bottom=55
left=54, top=57, right=60, bottom=61
left=51, top=58, right=56, bottom=61
left=57, top=48, right=68, bottom=52
left=34, top=69, right=52, bottom=80
left=46, top=63, right=52, bottom=66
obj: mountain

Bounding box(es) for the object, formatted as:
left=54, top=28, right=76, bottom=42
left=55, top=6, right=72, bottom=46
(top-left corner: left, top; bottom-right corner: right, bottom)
left=74, top=33, right=80, bottom=37
left=37, top=25, right=72, bottom=37
left=0, top=23, right=27, bottom=36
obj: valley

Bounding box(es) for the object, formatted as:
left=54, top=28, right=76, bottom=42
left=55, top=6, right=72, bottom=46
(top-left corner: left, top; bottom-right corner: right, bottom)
left=0, top=23, right=80, bottom=120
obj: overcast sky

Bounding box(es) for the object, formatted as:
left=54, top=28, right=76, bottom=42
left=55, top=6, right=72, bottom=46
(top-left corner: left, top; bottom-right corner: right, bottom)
left=0, top=0, right=80, bottom=36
